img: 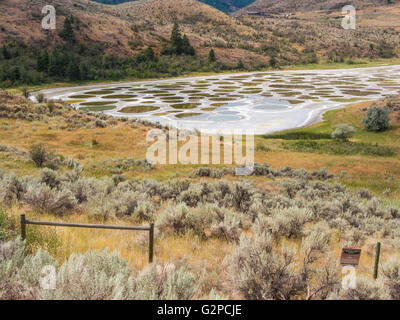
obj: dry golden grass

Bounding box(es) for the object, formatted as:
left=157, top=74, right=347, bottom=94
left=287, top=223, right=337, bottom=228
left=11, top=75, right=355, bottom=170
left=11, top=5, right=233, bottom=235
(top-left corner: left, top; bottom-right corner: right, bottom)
left=2, top=93, right=400, bottom=297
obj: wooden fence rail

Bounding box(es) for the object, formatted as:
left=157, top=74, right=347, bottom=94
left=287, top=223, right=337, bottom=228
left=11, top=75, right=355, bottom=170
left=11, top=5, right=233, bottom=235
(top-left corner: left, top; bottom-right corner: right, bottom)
left=20, top=214, right=154, bottom=263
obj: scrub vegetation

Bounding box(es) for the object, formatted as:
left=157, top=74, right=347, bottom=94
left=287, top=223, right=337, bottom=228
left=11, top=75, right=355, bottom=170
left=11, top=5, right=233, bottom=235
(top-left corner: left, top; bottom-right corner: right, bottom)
left=1, top=89, right=400, bottom=299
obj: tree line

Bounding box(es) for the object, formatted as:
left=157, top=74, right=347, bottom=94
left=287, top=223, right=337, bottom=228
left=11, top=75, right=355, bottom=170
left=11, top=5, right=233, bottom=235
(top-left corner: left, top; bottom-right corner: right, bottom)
left=0, top=20, right=225, bottom=88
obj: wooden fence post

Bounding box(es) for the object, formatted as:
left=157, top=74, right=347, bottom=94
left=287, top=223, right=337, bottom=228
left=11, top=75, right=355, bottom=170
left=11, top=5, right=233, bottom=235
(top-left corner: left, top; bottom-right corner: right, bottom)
left=20, top=214, right=26, bottom=241
left=373, top=242, right=381, bottom=279
left=149, top=223, right=154, bottom=263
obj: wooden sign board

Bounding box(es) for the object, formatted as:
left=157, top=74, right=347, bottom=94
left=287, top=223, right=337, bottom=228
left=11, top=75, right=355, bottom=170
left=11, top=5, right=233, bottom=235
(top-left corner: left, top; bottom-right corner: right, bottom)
left=340, top=248, right=361, bottom=266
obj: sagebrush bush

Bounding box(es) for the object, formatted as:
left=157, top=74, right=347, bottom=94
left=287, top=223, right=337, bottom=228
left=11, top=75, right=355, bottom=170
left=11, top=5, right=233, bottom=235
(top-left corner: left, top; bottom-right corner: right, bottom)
left=191, top=163, right=335, bottom=180
left=39, top=168, right=60, bottom=189
left=0, top=172, right=24, bottom=206
left=157, top=202, right=242, bottom=242
left=227, top=226, right=340, bottom=300
left=135, top=262, right=196, bottom=300
left=0, top=239, right=198, bottom=300
left=42, top=249, right=135, bottom=300
left=24, top=184, right=77, bottom=215
left=156, top=203, right=194, bottom=235
left=232, top=181, right=257, bottom=213
left=133, top=200, right=155, bottom=222
left=227, top=230, right=300, bottom=299
left=209, top=209, right=242, bottom=242
left=382, top=258, right=400, bottom=299
left=328, top=276, right=389, bottom=300
left=0, top=238, right=55, bottom=299
left=1, top=165, right=399, bottom=245
left=266, top=207, right=312, bottom=238
left=178, top=183, right=204, bottom=207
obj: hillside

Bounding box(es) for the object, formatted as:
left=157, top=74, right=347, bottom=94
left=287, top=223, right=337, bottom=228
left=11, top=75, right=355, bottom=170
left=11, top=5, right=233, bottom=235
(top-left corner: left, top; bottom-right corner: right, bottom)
left=92, top=0, right=134, bottom=4
left=1, top=0, right=399, bottom=61
left=91, top=0, right=257, bottom=13
left=1, top=0, right=400, bottom=89
left=0, top=0, right=265, bottom=61
left=197, top=0, right=257, bottom=13
left=237, top=0, right=400, bottom=14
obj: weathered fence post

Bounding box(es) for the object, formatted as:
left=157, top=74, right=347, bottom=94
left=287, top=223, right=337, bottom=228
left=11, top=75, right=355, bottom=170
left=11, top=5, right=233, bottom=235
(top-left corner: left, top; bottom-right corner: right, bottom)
left=149, top=223, right=154, bottom=263
left=373, top=242, right=381, bottom=279
left=20, top=214, right=26, bottom=240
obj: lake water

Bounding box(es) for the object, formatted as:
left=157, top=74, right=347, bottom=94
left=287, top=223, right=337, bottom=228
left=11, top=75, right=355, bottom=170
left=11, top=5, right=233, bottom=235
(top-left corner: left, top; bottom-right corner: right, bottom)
left=39, top=65, right=400, bottom=134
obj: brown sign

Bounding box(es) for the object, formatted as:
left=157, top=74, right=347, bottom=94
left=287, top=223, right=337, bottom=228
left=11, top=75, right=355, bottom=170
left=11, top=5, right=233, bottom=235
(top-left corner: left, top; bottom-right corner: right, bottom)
left=340, top=248, right=361, bottom=265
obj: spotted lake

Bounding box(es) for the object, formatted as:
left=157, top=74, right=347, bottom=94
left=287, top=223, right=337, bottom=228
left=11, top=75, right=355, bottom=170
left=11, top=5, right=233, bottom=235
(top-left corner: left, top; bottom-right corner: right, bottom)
left=39, top=65, right=400, bottom=134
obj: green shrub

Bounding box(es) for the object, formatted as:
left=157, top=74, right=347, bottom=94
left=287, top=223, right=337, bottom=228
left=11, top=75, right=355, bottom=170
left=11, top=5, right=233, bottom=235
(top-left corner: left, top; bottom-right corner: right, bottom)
left=362, top=106, right=390, bottom=132
left=263, top=132, right=331, bottom=140
left=255, top=143, right=271, bottom=152
left=331, top=124, right=355, bottom=142
left=29, top=144, right=48, bottom=168
left=283, top=140, right=396, bottom=157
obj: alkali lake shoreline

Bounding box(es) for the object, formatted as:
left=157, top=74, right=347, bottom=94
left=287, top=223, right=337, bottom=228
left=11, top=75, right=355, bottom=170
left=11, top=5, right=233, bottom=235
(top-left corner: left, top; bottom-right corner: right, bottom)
left=37, top=65, right=400, bottom=135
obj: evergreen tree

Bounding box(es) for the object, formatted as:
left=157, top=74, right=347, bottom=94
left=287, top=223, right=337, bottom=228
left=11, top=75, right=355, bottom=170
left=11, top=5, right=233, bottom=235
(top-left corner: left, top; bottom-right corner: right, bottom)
left=166, top=22, right=195, bottom=56
left=208, top=49, right=216, bottom=64
left=79, top=63, right=90, bottom=80
left=170, top=22, right=182, bottom=53
left=37, top=50, right=49, bottom=72
left=1, top=45, right=11, bottom=60
left=59, top=51, right=70, bottom=77
left=144, top=46, right=155, bottom=62
left=269, top=55, right=276, bottom=68
left=9, top=66, right=20, bottom=82
left=60, top=16, right=75, bottom=43
left=236, top=59, right=244, bottom=70
left=66, top=59, right=80, bottom=80
left=48, top=51, right=59, bottom=77
left=182, top=35, right=195, bottom=56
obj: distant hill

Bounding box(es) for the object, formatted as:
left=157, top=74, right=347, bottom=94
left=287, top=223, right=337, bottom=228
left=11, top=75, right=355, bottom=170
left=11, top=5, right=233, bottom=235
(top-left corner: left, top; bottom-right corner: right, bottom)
left=236, top=0, right=400, bottom=15
left=91, top=0, right=256, bottom=13
left=91, top=0, right=134, bottom=4
left=198, top=0, right=256, bottom=13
